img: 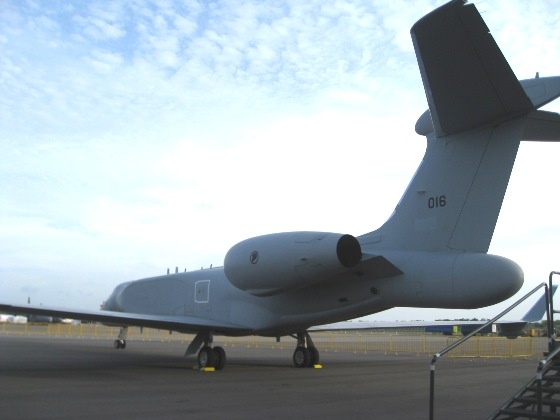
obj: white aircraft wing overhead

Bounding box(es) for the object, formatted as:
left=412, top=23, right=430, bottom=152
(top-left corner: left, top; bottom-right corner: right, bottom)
left=0, top=303, right=251, bottom=334
left=411, top=0, right=534, bottom=137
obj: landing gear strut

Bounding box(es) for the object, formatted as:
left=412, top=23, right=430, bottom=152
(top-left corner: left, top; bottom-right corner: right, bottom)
left=114, top=326, right=128, bottom=349
left=293, top=331, right=320, bottom=368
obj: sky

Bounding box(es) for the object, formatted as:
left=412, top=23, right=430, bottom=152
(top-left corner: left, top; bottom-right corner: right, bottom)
left=1, top=0, right=560, bottom=322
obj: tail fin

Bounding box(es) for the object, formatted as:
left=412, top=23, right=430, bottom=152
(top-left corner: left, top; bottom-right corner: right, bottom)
left=361, top=0, right=560, bottom=253
left=522, top=285, right=558, bottom=322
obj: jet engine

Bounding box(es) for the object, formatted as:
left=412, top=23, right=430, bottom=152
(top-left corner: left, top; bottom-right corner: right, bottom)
left=223, top=231, right=362, bottom=296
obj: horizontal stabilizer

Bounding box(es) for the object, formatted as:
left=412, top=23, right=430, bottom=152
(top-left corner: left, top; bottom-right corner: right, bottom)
left=416, top=77, right=560, bottom=137
left=411, top=0, right=533, bottom=137
left=522, top=111, right=560, bottom=142
left=520, top=76, right=560, bottom=109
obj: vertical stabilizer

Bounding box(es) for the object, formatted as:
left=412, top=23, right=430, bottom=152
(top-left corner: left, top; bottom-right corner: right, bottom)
left=364, top=120, right=525, bottom=253
left=361, top=1, right=560, bottom=254
left=521, top=285, right=558, bottom=322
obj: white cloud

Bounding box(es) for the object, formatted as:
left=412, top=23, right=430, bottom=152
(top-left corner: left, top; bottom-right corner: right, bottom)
left=87, top=49, right=124, bottom=73
left=73, top=2, right=127, bottom=41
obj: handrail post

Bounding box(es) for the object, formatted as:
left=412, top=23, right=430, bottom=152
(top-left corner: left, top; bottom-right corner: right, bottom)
left=545, top=286, right=553, bottom=353
left=429, top=365, right=435, bottom=420
left=429, top=354, right=438, bottom=420
left=549, top=271, right=560, bottom=351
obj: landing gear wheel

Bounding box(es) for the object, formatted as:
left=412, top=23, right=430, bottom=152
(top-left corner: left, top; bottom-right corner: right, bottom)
left=293, top=346, right=310, bottom=368
left=213, top=346, right=226, bottom=370
left=114, top=339, right=126, bottom=349
left=308, top=347, right=320, bottom=367
left=198, top=346, right=215, bottom=368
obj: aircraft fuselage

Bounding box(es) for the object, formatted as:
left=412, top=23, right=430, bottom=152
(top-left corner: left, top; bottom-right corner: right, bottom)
left=103, top=248, right=522, bottom=337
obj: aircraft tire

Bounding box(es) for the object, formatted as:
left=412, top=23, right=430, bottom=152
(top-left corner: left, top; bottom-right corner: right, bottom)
left=198, top=346, right=215, bottom=368
left=293, top=346, right=310, bottom=368
left=213, top=346, right=226, bottom=370
left=308, top=347, right=319, bottom=367
left=114, top=339, right=126, bottom=349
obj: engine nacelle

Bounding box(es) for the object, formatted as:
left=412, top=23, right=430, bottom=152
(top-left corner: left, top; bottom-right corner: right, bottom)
left=224, top=231, right=362, bottom=296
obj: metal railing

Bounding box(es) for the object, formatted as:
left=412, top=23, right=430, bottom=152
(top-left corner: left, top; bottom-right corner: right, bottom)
left=532, top=271, right=560, bottom=419
left=0, top=323, right=546, bottom=358
left=429, top=282, right=550, bottom=420
left=547, top=271, right=560, bottom=343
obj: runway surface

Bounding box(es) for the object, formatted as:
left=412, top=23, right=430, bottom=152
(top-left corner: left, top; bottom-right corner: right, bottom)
left=0, top=335, right=540, bottom=419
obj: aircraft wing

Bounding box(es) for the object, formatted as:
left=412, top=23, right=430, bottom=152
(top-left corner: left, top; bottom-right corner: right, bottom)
left=312, top=286, right=557, bottom=334
left=310, top=320, right=460, bottom=331
left=310, top=319, right=524, bottom=332
left=0, top=303, right=251, bottom=334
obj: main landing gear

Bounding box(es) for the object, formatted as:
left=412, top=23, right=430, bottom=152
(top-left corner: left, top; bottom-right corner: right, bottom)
left=121, top=328, right=319, bottom=370
left=187, top=331, right=319, bottom=369
left=186, top=331, right=227, bottom=370
left=292, top=331, right=320, bottom=368
left=114, top=326, right=128, bottom=349
left=197, top=345, right=226, bottom=370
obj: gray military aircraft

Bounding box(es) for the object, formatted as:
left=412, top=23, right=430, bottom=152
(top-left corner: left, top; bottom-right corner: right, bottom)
left=2, top=0, right=560, bottom=369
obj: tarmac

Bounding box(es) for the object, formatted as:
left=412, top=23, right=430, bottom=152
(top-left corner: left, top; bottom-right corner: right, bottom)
left=0, top=335, right=541, bottom=419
